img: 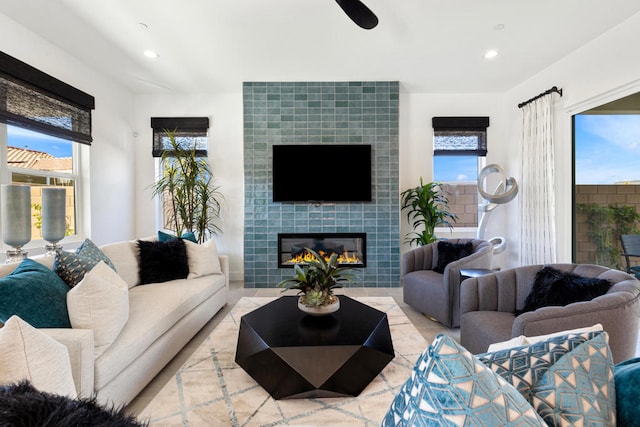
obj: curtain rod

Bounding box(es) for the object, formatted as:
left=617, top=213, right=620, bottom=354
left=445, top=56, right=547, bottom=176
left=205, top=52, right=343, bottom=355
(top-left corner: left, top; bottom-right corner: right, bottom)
left=517, top=86, right=563, bottom=108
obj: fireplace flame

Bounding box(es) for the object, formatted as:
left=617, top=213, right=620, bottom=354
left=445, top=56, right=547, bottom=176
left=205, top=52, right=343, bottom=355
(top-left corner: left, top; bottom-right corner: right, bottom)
left=284, top=249, right=362, bottom=265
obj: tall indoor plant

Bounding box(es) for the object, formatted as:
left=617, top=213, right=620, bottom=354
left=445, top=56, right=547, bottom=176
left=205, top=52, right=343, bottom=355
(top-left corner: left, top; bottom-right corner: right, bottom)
left=400, top=178, right=457, bottom=246
left=151, top=130, right=222, bottom=243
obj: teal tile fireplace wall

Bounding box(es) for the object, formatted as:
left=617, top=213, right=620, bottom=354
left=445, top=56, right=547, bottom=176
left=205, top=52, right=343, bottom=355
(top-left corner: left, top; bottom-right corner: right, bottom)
left=243, top=81, right=400, bottom=288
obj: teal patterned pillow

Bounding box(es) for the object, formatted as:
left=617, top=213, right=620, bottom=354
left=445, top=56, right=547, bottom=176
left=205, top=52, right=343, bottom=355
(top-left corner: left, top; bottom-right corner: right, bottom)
left=382, top=334, right=545, bottom=426
left=478, top=330, right=615, bottom=426
left=54, top=238, right=116, bottom=288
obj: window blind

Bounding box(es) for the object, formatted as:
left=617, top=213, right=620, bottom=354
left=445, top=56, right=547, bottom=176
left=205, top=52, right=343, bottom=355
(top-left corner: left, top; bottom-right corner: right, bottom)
left=432, top=116, right=489, bottom=156
left=0, top=51, right=95, bottom=145
left=151, top=117, right=209, bottom=157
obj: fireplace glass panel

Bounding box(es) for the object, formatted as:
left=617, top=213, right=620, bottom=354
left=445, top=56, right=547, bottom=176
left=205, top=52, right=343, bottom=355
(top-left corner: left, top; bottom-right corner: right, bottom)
left=278, top=233, right=366, bottom=268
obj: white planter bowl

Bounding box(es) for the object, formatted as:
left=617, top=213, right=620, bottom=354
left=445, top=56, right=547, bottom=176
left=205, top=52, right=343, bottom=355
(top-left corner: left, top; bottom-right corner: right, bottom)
left=298, top=297, right=340, bottom=316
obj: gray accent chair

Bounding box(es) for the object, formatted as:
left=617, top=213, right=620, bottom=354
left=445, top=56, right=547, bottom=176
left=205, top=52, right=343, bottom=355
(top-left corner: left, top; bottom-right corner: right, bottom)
left=460, top=263, right=640, bottom=363
left=402, top=238, right=493, bottom=328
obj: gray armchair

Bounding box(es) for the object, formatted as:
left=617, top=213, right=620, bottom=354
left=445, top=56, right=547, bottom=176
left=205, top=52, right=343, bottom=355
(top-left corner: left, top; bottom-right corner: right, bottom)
left=460, top=263, right=640, bottom=363
left=402, top=238, right=493, bottom=328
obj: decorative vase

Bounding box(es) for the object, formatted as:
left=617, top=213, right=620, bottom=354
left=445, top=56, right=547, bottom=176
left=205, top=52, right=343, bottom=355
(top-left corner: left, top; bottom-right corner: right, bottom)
left=298, top=296, right=340, bottom=316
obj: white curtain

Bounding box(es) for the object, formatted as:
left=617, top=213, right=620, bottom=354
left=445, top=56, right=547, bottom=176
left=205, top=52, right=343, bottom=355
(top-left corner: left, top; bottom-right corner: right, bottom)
left=519, top=94, right=557, bottom=265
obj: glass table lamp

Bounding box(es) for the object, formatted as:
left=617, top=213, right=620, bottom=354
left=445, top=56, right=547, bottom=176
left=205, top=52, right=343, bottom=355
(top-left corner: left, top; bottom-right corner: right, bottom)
left=1, top=184, right=31, bottom=263
left=41, top=187, right=66, bottom=256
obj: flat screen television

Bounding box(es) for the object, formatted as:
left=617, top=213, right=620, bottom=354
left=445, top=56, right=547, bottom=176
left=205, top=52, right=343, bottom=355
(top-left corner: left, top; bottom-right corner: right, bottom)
left=272, top=144, right=372, bottom=202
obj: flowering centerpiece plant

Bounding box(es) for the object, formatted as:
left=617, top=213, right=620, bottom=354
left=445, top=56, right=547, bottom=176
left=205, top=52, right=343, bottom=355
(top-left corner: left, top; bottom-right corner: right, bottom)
left=278, top=248, right=357, bottom=308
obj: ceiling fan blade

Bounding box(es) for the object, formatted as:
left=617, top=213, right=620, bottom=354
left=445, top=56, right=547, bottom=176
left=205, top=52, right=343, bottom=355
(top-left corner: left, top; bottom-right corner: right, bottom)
left=335, top=0, right=379, bottom=30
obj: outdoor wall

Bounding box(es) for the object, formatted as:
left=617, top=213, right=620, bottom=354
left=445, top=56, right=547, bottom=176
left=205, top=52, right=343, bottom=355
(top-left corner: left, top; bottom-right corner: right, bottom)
left=243, top=81, right=400, bottom=288
left=575, top=184, right=640, bottom=267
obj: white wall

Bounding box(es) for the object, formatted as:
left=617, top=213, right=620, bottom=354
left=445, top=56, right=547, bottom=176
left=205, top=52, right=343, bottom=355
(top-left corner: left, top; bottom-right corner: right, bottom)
left=0, top=14, right=137, bottom=248
left=399, top=91, right=511, bottom=267
left=502, top=11, right=640, bottom=267
left=133, top=93, right=244, bottom=279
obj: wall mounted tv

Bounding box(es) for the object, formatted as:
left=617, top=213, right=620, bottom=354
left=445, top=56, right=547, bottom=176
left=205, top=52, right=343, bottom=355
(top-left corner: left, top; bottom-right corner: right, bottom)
left=272, top=144, right=372, bottom=203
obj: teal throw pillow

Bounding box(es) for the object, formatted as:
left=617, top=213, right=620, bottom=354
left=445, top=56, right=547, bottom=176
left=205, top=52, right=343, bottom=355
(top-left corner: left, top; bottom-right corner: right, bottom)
left=157, top=230, right=197, bottom=243
left=614, top=357, right=640, bottom=426
left=382, top=334, right=545, bottom=426
left=0, top=259, right=71, bottom=328
left=54, top=238, right=116, bottom=288
left=478, top=330, right=616, bottom=426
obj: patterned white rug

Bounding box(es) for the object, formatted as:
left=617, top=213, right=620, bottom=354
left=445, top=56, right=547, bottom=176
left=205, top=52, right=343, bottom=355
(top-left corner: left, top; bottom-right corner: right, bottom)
left=138, top=297, right=428, bottom=426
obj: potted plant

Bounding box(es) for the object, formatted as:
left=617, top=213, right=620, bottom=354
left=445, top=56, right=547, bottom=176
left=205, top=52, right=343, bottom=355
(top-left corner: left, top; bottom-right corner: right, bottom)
left=400, top=178, right=457, bottom=246
left=150, top=130, right=222, bottom=243
left=278, top=248, right=358, bottom=315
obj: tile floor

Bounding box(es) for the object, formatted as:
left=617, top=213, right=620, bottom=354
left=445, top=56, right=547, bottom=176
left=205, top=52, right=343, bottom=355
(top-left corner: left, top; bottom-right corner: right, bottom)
left=126, top=281, right=456, bottom=416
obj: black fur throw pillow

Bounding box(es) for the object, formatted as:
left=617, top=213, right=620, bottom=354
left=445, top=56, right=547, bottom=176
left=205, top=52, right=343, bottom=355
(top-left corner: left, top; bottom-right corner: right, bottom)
left=516, top=266, right=613, bottom=315
left=434, top=241, right=473, bottom=274
left=0, top=381, right=147, bottom=426
left=137, top=238, right=189, bottom=285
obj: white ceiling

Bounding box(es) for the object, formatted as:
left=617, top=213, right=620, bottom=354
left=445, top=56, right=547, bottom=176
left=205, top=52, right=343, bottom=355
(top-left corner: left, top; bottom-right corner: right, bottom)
left=2, top=0, right=640, bottom=94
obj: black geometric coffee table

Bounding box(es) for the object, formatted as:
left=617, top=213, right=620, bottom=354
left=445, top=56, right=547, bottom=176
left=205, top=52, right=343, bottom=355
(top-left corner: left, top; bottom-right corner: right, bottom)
left=234, top=295, right=394, bottom=399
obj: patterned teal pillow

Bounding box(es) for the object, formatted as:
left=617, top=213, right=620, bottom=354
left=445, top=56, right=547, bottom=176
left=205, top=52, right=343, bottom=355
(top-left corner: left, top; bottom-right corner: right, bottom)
left=382, top=334, right=545, bottom=426
left=0, top=259, right=71, bottom=328
left=54, top=238, right=116, bottom=288
left=478, top=330, right=615, bottom=426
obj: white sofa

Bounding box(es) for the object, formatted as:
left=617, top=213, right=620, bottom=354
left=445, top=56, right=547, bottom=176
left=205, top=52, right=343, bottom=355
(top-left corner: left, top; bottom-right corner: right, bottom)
left=0, top=237, right=228, bottom=407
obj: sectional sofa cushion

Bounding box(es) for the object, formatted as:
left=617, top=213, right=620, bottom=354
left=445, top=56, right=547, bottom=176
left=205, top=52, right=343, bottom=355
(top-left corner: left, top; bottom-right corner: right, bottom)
left=0, top=316, right=76, bottom=397
left=100, top=240, right=140, bottom=288
left=137, top=239, right=189, bottom=285
left=382, top=334, right=545, bottom=426
left=0, top=259, right=71, bottom=328
left=54, top=238, right=117, bottom=288
left=185, top=239, right=222, bottom=278
left=93, top=274, right=225, bottom=390
left=478, top=330, right=615, bottom=426
left=67, top=261, right=129, bottom=358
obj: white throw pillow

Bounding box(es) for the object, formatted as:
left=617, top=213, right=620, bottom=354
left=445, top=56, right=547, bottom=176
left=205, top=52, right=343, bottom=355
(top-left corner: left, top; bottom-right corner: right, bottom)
left=185, top=239, right=222, bottom=279
left=487, top=323, right=604, bottom=352
left=67, top=261, right=129, bottom=358
left=0, top=316, right=76, bottom=397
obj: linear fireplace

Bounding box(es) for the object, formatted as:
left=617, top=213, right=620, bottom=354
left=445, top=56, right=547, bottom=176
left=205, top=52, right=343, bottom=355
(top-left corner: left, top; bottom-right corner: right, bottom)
left=277, top=233, right=366, bottom=268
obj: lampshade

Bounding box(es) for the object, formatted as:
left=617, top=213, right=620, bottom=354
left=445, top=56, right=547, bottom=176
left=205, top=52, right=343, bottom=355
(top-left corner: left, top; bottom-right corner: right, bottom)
left=42, top=187, right=66, bottom=243
left=1, top=184, right=31, bottom=248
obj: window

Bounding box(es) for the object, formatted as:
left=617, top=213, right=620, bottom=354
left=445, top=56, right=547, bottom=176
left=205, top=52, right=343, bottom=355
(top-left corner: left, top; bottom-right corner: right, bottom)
left=432, top=117, right=490, bottom=228
left=150, top=117, right=210, bottom=232
left=0, top=51, right=93, bottom=247
left=573, top=96, right=640, bottom=268
left=5, top=125, right=77, bottom=239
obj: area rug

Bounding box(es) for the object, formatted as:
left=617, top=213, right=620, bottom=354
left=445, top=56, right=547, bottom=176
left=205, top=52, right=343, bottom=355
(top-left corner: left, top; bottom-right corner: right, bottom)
left=138, top=297, right=428, bottom=426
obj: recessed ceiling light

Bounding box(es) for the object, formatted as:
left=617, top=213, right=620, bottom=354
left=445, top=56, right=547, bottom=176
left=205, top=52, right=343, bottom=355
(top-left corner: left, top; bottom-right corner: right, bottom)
left=144, top=50, right=159, bottom=59
left=484, top=49, right=499, bottom=60
left=494, top=24, right=505, bottom=31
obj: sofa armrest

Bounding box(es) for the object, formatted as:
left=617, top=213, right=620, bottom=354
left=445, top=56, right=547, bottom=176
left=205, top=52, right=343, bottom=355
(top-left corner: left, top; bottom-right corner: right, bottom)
left=41, top=328, right=94, bottom=398
left=513, top=290, right=640, bottom=363
left=219, top=255, right=229, bottom=289
left=443, top=245, right=493, bottom=291
left=402, top=244, right=436, bottom=275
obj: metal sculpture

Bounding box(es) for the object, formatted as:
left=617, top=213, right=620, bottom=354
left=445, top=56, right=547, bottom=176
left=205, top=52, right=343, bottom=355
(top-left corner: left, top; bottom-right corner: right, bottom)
left=477, top=164, right=518, bottom=254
